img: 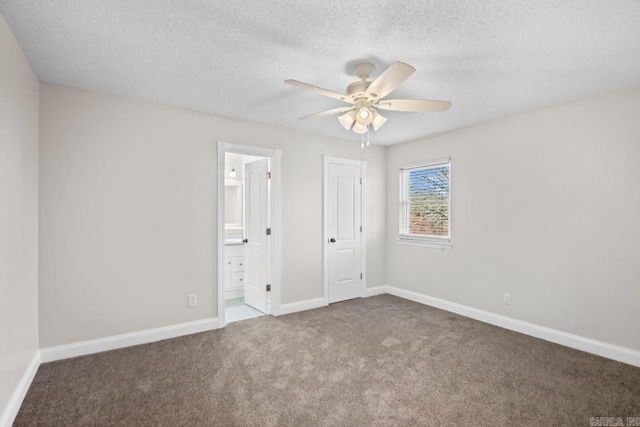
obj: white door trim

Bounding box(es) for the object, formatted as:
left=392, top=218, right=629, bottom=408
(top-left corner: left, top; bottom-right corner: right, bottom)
left=217, top=142, right=282, bottom=325
left=323, top=156, right=367, bottom=305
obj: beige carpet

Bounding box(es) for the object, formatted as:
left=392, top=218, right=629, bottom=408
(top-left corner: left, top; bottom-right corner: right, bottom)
left=15, top=295, right=640, bottom=426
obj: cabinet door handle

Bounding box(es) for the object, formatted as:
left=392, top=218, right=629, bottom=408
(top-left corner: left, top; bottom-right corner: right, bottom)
left=329, top=238, right=336, bottom=243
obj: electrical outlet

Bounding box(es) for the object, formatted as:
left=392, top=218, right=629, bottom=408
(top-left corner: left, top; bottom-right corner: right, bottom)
left=503, top=293, right=511, bottom=305
left=188, top=294, right=198, bottom=307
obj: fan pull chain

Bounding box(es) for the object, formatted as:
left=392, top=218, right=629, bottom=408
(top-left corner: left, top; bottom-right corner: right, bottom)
left=360, top=125, right=371, bottom=149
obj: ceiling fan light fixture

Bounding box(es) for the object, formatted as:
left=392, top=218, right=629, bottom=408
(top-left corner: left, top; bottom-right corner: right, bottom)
left=352, top=122, right=368, bottom=134
left=355, top=106, right=374, bottom=125
left=286, top=60, right=451, bottom=140
left=338, top=110, right=356, bottom=130
left=371, top=110, right=387, bottom=131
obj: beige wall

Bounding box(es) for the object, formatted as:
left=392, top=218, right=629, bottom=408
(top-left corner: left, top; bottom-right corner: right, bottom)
left=38, top=84, right=387, bottom=347
left=0, top=13, right=39, bottom=419
left=386, top=88, right=640, bottom=351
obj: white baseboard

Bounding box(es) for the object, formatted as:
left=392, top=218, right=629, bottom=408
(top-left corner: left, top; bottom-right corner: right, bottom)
left=363, top=285, right=388, bottom=297
left=383, top=285, right=640, bottom=368
left=0, top=351, right=41, bottom=427
left=277, top=287, right=386, bottom=315
left=276, top=297, right=327, bottom=316
left=40, top=317, right=219, bottom=363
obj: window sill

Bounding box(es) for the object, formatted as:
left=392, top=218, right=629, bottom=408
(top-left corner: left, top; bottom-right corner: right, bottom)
left=397, top=238, right=453, bottom=250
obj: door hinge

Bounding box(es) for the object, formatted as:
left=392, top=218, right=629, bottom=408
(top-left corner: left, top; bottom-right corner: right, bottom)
left=266, top=171, right=271, bottom=179
left=360, top=225, right=362, bottom=232
left=266, top=284, right=271, bottom=292
left=360, top=178, right=362, bottom=185
left=266, top=228, right=271, bottom=236
left=360, top=273, right=363, bottom=280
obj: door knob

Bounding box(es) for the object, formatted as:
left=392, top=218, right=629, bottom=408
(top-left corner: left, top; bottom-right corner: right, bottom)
left=329, top=238, right=336, bottom=243
left=242, top=238, right=248, bottom=244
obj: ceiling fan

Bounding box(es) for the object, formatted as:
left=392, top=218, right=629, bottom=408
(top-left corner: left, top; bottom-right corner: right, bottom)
left=285, top=62, right=451, bottom=135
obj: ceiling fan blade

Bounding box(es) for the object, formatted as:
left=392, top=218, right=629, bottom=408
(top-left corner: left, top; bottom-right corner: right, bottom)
left=365, top=62, right=415, bottom=100
left=298, top=106, right=354, bottom=120
left=285, top=79, right=353, bottom=103
left=377, top=99, right=452, bottom=112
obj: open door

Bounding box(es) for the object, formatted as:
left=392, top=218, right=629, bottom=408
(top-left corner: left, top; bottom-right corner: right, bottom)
left=243, top=158, right=269, bottom=313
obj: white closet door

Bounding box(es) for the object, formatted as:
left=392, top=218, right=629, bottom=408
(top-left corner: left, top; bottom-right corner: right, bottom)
left=327, top=162, right=362, bottom=303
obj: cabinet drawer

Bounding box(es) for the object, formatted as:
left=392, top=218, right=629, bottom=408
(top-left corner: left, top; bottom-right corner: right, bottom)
left=231, top=257, right=244, bottom=272
left=231, top=272, right=244, bottom=288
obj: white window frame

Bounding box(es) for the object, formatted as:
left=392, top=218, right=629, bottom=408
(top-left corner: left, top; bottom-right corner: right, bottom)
left=398, top=157, right=452, bottom=249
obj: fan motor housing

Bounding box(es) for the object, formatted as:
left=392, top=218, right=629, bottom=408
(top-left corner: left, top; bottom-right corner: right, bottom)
left=346, top=81, right=371, bottom=100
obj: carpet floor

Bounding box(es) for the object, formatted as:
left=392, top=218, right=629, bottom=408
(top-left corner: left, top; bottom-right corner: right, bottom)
left=15, top=295, right=640, bottom=426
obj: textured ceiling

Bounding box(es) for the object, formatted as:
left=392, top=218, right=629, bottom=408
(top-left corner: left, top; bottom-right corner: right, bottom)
left=1, top=1, right=639, bottom=146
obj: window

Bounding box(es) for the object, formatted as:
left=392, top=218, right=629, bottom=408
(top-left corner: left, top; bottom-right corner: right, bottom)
left=399, top=158, right=452, bottom=248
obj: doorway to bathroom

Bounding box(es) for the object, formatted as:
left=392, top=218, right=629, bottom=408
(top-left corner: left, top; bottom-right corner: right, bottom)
left=217, top=142, right=281, bottom=326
